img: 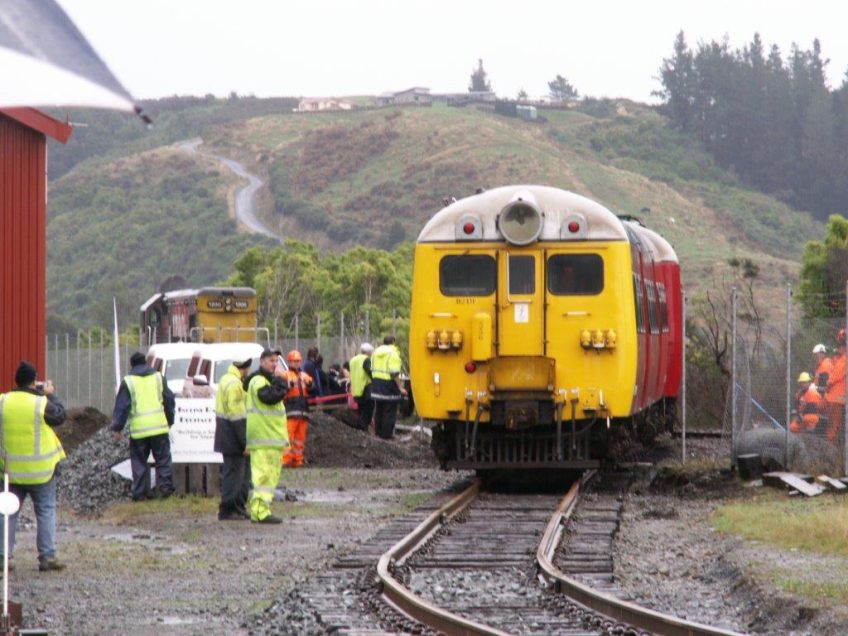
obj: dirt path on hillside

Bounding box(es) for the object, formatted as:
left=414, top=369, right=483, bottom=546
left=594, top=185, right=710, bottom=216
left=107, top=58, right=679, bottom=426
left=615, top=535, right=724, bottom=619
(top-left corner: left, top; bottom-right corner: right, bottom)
left=178, top=138, right=281, bottom=241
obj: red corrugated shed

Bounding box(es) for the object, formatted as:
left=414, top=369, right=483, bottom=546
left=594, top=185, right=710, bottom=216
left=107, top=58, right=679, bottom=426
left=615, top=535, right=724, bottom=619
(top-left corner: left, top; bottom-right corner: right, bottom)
left=0, top=108, right=72, bottom=392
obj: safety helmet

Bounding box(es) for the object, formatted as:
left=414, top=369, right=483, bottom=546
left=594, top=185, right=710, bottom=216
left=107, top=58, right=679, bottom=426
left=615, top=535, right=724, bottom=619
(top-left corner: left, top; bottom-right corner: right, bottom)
left=797, top=372, right=813, bottom=383
left=287, top=350, right=303, bottom=365
left=812, top=344, right=827, bottom=354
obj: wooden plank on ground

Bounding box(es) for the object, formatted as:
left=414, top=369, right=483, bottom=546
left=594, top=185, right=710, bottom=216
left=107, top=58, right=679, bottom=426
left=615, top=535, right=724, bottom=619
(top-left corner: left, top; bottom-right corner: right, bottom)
left=763, top=472, right=824, bottom=496
left=816, top=475, right=847, bottom=492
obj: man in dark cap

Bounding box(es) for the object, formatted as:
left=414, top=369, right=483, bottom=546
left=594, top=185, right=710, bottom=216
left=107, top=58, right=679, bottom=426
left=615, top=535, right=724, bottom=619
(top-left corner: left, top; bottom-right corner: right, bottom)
left=0, top=361, right=67, bottom=571
left=214, top=355, right=253, bottom=520
left=111, top=351, right=175, bottom=501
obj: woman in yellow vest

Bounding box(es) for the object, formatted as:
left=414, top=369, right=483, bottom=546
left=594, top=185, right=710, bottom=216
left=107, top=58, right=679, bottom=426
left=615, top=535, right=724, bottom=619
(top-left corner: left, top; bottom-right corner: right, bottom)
left=244, top=349, right=290, bottom=524
left=0, top=361, right=67, bottom=572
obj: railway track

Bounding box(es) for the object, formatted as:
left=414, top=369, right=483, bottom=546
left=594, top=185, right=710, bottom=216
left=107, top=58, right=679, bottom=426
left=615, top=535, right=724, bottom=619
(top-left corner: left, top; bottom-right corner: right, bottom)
left=270, top=474, right=745, bottom=635
left=375, top=474, right=744, bottom=636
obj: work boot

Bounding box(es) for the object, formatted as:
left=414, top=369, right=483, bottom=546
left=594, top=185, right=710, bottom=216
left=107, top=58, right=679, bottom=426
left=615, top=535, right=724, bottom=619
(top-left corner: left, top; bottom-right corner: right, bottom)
left=38, top=558, right=66, bottom=572
left=252, top=515, right=283, bottom=525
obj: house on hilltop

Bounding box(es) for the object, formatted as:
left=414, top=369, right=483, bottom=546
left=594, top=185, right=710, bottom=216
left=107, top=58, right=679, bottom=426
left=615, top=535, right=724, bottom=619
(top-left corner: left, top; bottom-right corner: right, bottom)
left=376, top=87, right=431, bottom=107
left=296, top=97, right=354, bottom=112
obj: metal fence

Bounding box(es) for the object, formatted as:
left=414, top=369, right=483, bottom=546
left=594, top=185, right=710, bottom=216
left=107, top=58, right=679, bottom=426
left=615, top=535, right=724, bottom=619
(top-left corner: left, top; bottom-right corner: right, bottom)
left=725, top=285, right=848, bottom=476
left=46, top=311, right=404, bottom=415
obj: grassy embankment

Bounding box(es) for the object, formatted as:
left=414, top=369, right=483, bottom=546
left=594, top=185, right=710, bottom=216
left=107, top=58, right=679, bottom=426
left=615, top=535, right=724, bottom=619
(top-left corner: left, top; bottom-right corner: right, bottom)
left=714, top=491, right=848, bottom=604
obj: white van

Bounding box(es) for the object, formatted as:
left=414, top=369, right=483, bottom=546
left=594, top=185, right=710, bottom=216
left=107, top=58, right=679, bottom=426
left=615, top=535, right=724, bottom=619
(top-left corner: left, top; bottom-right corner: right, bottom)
left=147, top=342, right=203, bottom=395
left=182, top=342, right=284, bottom=396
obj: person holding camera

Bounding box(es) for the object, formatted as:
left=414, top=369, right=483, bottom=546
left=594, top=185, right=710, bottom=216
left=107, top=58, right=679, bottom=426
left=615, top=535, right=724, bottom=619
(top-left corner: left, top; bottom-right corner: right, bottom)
left=243, top=349, right=289, bottom=524
left=111, top=352, right=175, bottom=501
left=0, top=361, right=67, bottom=572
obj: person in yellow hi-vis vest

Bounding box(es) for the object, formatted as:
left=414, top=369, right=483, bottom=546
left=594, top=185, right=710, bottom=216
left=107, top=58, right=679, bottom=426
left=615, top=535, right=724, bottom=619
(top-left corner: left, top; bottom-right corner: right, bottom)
left=0, top=361, right=67, bottom=572
left=370, top=335, right=407, bottom=439
left=111, top=352, right=175, bottom=501
left=244, top=349, right=289, bottom=524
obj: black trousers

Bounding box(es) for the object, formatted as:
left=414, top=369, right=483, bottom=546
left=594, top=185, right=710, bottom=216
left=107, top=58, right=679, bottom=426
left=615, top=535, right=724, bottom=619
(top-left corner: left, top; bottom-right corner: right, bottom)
left=374, top=400, right=399, bottom=439
left=219, top=454, right=251, bottom=514
left=129, top=433, right=173, bottom=499
left=356, top=394, right=375, bottom=430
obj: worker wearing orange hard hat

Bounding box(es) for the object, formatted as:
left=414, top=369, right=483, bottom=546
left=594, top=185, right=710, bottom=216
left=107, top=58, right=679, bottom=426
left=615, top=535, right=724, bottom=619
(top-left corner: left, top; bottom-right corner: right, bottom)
left=824, top=329, right=846, bottom=443
left=282, top=350, right=313, bottom=468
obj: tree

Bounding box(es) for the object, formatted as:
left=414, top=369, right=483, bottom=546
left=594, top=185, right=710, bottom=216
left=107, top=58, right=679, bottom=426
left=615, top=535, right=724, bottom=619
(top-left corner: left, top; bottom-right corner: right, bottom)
left=797, top=215, right=848, bottom=318
left=468, top=58, right=491, bottom=92
left=516, top=88, right=528, bottom=101
left=547, top=74, right=578, bottom=101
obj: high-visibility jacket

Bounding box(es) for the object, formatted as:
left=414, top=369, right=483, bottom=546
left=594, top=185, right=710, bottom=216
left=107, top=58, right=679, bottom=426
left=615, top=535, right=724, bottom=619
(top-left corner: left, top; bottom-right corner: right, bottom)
left=349, top=354, right=371, bottom=398
left=825, top=350, right=846, bottom=405
left=125, top=373, right=169, bottom=439
left=371, top=345, right=402, bottom=381
left=791, top=384, right=823, bottom=432
left=0, top=392, right=65, bottom=485
left=815, top=357, right=834, bottom=394
left=216, top=365, right=246, bottom=421
left=246, top=374, right=288, bottom=450
left=283, top=369, right=312, bottom=418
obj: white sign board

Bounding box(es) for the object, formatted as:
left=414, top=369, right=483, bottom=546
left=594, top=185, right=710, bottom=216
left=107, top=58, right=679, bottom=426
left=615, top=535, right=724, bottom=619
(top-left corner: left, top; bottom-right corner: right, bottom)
left=170, top=398, right=222, bottom=464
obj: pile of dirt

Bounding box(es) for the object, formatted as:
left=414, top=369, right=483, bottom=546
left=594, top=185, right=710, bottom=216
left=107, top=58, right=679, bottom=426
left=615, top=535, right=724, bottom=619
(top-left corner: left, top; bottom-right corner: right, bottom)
left=54, top=406, right=110, bottom=454
left=306, top=411, right=436, bottom=469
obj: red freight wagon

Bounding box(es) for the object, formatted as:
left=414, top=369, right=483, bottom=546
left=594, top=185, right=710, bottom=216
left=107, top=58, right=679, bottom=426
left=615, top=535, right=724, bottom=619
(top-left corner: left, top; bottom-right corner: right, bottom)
left=0, top=108, right=72, bottom=392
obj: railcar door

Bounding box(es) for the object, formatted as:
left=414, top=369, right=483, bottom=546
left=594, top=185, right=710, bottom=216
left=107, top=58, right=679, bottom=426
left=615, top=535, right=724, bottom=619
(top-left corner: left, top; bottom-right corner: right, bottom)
left=497, top=250, right=544, bottom=356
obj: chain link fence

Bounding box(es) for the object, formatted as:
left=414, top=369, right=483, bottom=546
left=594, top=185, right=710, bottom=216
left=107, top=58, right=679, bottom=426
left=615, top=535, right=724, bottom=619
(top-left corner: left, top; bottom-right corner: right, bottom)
left=726, top=286, right=848, bottom=476
left=46, top=311, right=404, bottom=415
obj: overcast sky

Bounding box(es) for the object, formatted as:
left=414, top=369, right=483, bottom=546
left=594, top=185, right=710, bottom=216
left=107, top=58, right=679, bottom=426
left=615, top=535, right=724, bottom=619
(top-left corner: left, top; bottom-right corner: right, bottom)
left=60, top=0, right=847, bottom=103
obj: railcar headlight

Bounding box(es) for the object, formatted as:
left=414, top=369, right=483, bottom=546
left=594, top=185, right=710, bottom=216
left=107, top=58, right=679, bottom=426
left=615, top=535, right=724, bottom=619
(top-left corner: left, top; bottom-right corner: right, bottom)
left=605, top=329, right=617, bottom=349
left=498, top=191, right=543, bottom=245
left=580, top=330, right=592, bottom=349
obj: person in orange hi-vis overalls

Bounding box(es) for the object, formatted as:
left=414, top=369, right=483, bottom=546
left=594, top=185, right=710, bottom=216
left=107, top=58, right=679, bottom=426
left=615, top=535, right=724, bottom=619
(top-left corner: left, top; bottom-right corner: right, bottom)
left=824, top=330, right=846, bottom=443
left=789, top=372, right=823, bottom=433
left=282, top=350, right=313, bottom=468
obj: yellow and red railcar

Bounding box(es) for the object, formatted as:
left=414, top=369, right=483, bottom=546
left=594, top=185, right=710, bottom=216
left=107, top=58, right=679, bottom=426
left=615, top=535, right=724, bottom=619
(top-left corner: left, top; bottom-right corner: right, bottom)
left=409, top=185, right=682, bottom=469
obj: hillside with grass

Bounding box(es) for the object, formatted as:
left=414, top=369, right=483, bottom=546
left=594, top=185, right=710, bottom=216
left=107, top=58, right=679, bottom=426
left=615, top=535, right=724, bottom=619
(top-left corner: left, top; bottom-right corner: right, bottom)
left=47, top=96, right=822, bottom=327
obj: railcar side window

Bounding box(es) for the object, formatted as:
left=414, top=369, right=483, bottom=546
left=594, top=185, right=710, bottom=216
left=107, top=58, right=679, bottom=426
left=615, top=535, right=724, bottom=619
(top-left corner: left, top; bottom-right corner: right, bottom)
left=509, top=255, right=535, bottom=294
left=657, top=283, right=669, bottom=333
left=646, top=281, right=659, bottom=334
left=546, top=254, right=604, bottom=295
left=633, top=273, right=644, bottom=333
left=439, top=255, right=496, bottom=296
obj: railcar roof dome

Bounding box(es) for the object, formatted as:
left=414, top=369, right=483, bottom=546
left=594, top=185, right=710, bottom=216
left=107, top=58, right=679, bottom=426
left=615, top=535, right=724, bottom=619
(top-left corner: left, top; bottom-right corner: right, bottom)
left=418, top=185, right=628, bottom=243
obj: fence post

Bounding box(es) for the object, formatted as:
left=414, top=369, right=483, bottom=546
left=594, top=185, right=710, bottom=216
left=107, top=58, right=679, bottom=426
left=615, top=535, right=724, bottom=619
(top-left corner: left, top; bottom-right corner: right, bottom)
left=340, top=312, right=345, bottom=365
left=317, top=315, right=322, bottom=352
left=55, top=334, right=59, bottom=395
left=295, top=315, right=299, bottom=353
left=844, top=279, right=848, bottom=476
left=365, top=310, right=370, bottom=343
left=785, top=284, right=792, bottom=470
left=88, top=330, right=93, bottom=407
left=392, top=308, right=397, bottom=339
left=65, top=333, right=70, bottom=408
left=100, top=330, right=104, bottom=414
left=682, top=293, right=687, bottom=464
left=731, top=287, right=737, bottom=470
left=274, top=320, right=278, bottom=349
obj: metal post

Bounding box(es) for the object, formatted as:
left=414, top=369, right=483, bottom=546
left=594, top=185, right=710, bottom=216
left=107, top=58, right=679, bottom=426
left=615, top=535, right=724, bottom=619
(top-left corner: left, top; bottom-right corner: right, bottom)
left=731, top=287, right=738, bottom=469
left=317, top=315, right=322, bottom=352
left=274, top=320, right=278, bottom=349
left=340, top=312, right=345, bottom=364
left=785, top=284, right=792, bottom=470
left=100, top=330, right=104, bottom=413
left=54, top=334, right=59, bottom=392
left=76, top=330, right=82, bottom=406
left=88, top=330, right=93, bottom=407
left=65, top=333, right=70, bottom=407
left=682, top=294, right=687, bottom=464
left=392, top=309, right=397, bottom=338
left=365, top=310, right=370, bottom=343
left=844, top=279, right=848, bottom=476
left=295, top=315, right=299, bottom=353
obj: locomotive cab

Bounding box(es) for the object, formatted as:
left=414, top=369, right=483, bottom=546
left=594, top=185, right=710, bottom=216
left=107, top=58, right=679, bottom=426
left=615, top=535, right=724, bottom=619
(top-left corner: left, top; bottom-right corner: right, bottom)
left=410, top=186, right=681, bottom=470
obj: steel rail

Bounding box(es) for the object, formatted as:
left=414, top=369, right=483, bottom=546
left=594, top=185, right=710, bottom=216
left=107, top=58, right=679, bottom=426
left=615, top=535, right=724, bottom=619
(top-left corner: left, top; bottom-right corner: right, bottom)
left=536, top=474, right=746, bottom=636
left=376, top=479, right=513, bottom=636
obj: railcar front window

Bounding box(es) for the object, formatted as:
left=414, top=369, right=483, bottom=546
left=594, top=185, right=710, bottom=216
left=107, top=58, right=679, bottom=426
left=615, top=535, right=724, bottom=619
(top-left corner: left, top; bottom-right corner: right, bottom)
left=547, top=254, right=604, bottom=295
left=509, top=255, right=535, bottom=294
left=440, top=255, right=496, bottom=296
